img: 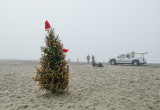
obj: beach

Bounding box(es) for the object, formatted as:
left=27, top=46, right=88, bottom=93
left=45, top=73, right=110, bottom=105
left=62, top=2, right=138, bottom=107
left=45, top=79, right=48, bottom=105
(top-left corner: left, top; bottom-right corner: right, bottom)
left=0, top=60, right=160, bottom=110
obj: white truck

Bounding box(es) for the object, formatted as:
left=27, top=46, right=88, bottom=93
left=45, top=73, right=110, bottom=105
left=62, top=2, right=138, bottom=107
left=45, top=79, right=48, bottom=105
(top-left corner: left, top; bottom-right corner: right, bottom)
left=109, top=52, right=147, bottom=66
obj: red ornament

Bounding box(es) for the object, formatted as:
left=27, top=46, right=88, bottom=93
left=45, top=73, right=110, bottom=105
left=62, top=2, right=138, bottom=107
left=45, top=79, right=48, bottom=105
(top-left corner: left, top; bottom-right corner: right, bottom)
left=60, top=61, right=62, bottom=66
left=63, top=49, right=69, bottom=53
left=45, top=20, right=51, bottom=31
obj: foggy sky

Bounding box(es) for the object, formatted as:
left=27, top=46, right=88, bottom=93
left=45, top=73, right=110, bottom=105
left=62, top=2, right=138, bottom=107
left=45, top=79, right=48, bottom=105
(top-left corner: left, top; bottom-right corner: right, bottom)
left=0, top=0, right=160, bottom=63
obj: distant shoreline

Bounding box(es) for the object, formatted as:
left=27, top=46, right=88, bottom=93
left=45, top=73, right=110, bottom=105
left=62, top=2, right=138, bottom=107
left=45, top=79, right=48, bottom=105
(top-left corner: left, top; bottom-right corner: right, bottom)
left=0, top=59, right=160, bottom=65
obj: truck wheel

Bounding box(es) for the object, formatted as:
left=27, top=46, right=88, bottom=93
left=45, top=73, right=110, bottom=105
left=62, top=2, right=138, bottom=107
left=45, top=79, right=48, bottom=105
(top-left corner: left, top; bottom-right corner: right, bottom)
left=133, top=61, right=140, bottom=66
left=111, top=60, right=116, bottom=65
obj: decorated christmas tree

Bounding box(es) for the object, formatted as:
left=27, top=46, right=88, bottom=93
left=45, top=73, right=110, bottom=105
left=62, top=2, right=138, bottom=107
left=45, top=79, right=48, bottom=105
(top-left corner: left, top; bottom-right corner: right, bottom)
left=34, top=20, right=69, bottom=92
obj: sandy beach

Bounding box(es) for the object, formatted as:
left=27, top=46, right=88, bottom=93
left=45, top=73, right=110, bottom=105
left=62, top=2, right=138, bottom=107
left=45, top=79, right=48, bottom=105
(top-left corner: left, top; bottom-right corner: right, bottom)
left=0, top=60, right=160, bottom=110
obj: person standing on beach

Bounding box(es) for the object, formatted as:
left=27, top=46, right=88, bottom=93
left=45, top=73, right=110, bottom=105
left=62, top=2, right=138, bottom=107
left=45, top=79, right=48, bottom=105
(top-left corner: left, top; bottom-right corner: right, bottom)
left=77, top=58, right=79, bottom=62
left=86, top=54, right=90, bottom=63
left=92, top=55, right=95, bottom=61
left=91, top=55, right=96, bottom=67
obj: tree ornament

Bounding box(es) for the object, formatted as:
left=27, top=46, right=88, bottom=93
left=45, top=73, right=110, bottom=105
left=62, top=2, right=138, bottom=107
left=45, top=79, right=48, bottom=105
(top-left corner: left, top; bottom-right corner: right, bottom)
left=60, top=61, right=62, bottom=66
left=63, top=49, right=69, bottom=53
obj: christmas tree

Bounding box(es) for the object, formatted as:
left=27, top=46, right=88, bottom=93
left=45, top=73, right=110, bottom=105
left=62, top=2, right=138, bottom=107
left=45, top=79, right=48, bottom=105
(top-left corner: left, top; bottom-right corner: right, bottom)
left=34, top=21, right=69, bottom=92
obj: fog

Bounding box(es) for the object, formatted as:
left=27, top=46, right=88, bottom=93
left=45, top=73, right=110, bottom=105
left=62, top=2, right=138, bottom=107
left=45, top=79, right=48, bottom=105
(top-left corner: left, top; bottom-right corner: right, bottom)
left=0, top=0, right=160, bottom=63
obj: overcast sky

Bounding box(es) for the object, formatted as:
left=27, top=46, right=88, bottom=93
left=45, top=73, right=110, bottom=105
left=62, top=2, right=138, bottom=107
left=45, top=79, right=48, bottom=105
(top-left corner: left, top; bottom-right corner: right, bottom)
left=0, top=0, right=160, bottom=63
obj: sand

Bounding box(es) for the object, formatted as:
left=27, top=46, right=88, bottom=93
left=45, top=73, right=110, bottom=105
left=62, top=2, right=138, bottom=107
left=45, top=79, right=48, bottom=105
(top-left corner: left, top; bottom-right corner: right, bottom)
left=0, top=60, right=160, bottom=110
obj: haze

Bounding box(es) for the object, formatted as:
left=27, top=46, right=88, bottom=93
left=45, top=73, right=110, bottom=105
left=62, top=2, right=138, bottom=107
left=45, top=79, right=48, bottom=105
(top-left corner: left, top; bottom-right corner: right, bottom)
left=0, top=0, right=160, bottom=63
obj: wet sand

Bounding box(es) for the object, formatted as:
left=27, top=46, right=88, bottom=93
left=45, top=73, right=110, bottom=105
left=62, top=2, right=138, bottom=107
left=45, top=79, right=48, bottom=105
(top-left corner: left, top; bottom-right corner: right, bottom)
left=0, top=60, right=160, bottom=110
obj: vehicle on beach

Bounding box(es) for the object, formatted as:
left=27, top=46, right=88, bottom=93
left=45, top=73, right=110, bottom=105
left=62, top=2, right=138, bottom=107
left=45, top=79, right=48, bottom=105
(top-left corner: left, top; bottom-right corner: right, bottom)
left=109, top=52, right=147, bottom=66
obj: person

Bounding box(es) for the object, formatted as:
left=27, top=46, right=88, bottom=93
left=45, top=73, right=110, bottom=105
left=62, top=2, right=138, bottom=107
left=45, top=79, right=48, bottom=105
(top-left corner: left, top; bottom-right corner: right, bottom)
left=92, top=59, right=96, bottom=67
left=92, top=55, right=95, bottom=61
left=97, top=62, right=104, bottom=67
left=86, top=54, right=90, bottom=63
left=91, top=55, right=95, bottom=67
left=77, top=58, right=79, bottom=62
